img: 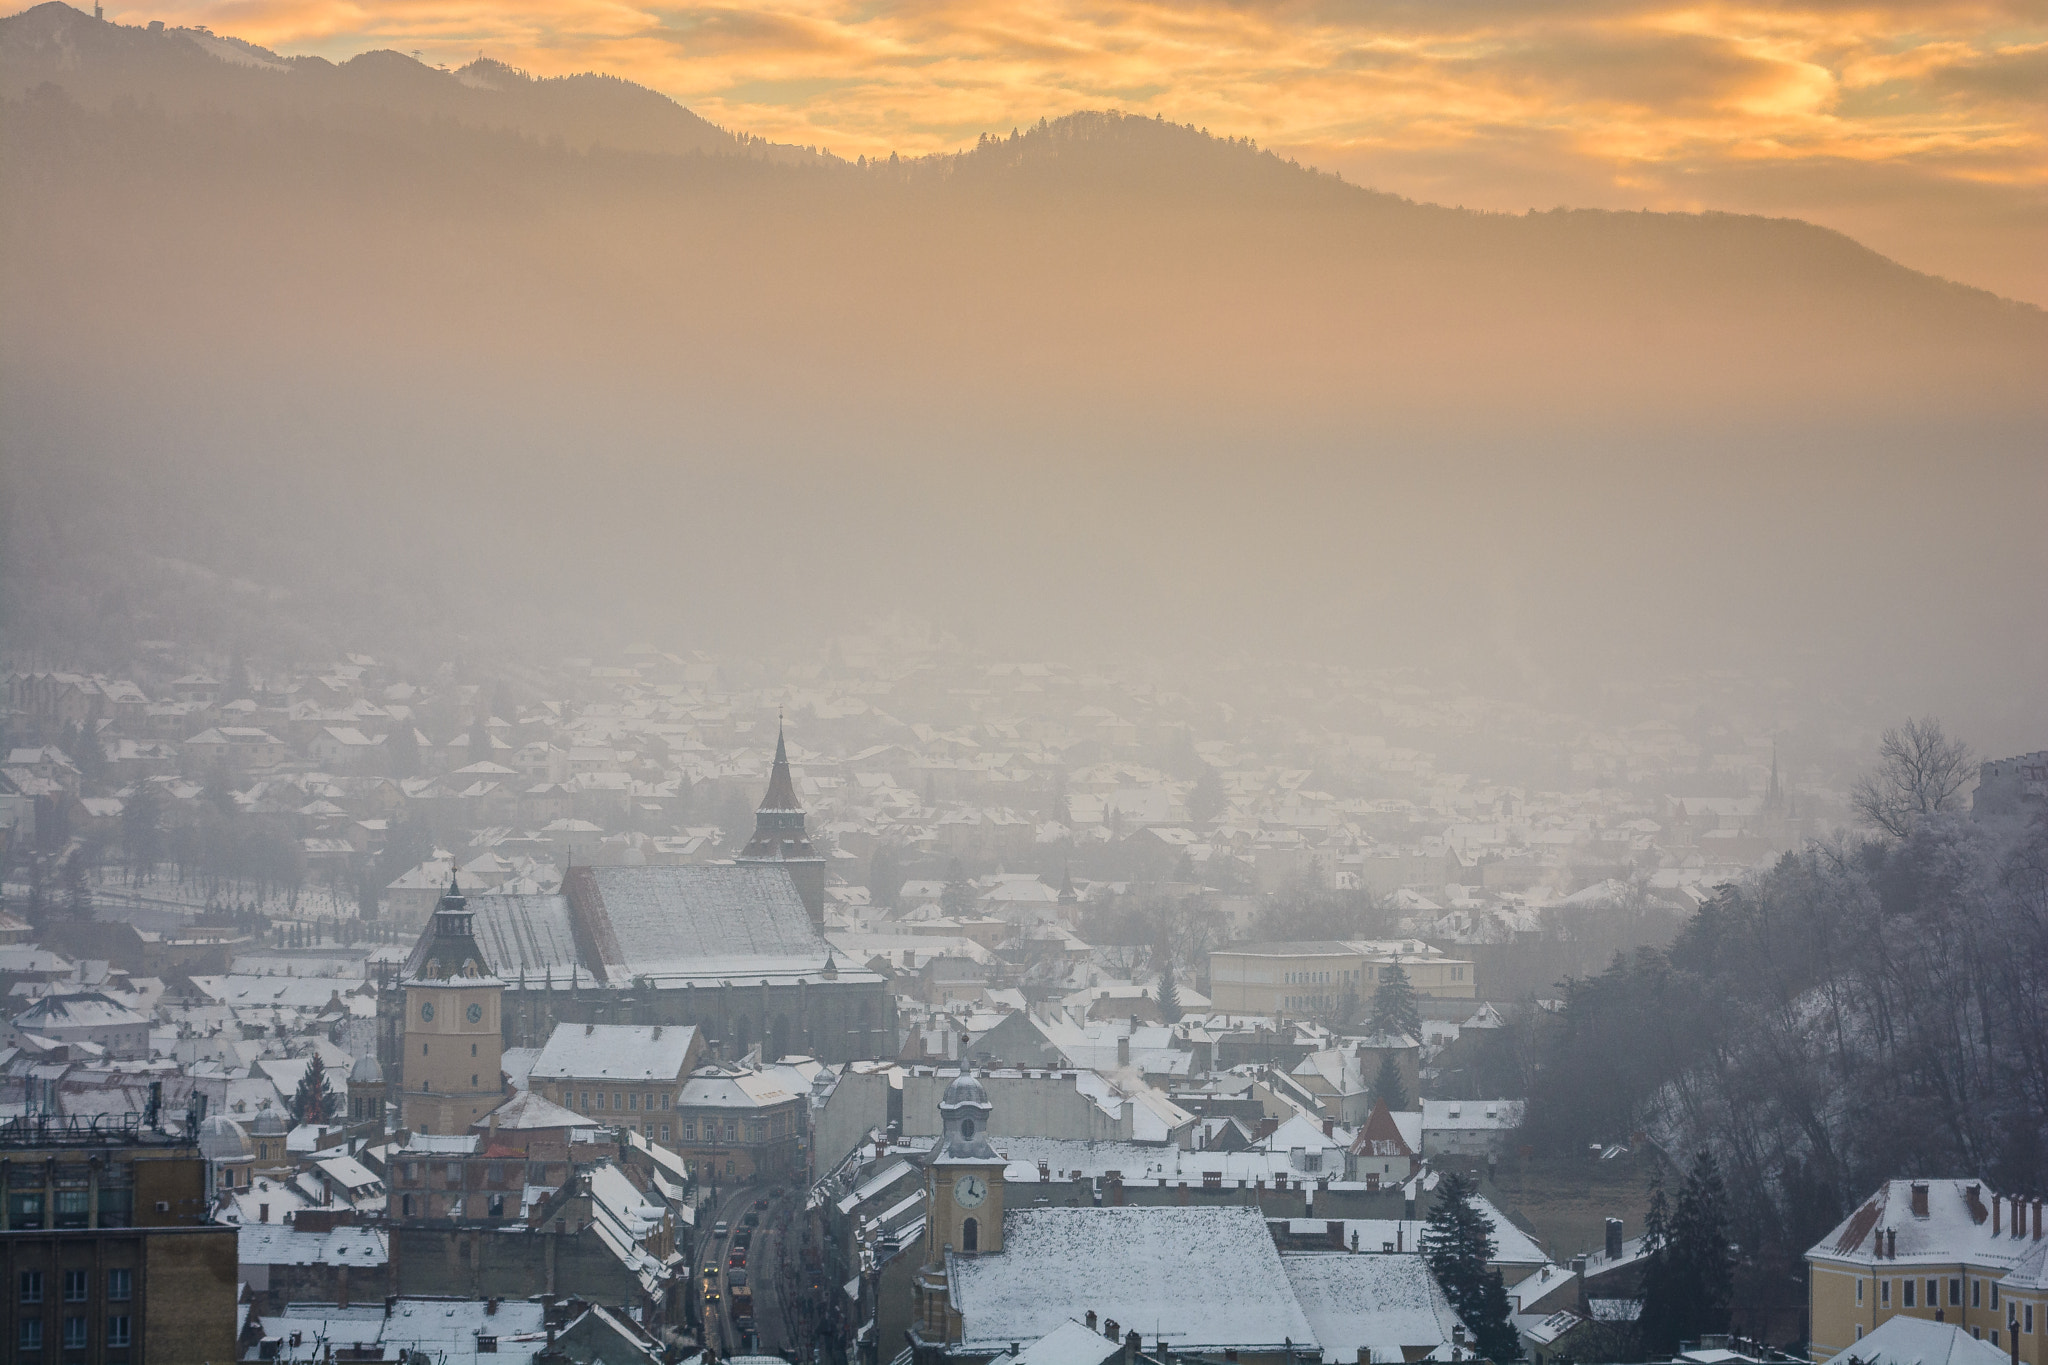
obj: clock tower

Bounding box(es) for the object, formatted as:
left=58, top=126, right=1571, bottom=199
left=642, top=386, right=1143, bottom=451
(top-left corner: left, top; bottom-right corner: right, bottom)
left=912, top=1071, right=1007, bottom=1361
left=398, top=877, right=506, bottom=1136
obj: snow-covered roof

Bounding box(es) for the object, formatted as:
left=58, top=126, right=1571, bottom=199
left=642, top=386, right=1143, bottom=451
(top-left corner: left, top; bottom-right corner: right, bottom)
left=1845, top=1313, right=2013, bottom=1365
left=238, top=1222, right=388, bottom=1267
left=986, top=1320, right=1125, bottom=1365
left=1281, top=1253, right=1467, bottom=1363
left=530, top=1022, right=699, bottom=1082
left=948, top=1205, right=1318, bottom=1353
left=1811, top=1179, right=2039, bottom=1271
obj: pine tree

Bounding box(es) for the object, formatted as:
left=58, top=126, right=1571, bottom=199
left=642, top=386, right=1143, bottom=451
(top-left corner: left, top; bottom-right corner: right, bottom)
left=1420, top=1170, right=1521, bottom=1360
left=1158, top=970, right=1183, bottom=1024
left=1369, top=962, right=1421, bottom=1040
left=61, top=850, right=94, bottom=919
left=941, top=859, right=973, bottom=915
left=1373, top=1052, right=1409, bottom=1111
left=1638, top=1153, right=1733, bottom=1352
left=292, top=1053, right=334, bottom=1125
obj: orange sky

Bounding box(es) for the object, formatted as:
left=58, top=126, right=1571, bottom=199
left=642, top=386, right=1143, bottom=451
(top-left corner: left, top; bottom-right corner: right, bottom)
left=112, top=0, right=2048, bottom=303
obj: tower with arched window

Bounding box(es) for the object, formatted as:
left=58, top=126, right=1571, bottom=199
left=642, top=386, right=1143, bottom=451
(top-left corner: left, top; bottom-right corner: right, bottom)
left=397, top=877, right=507, bottom=1135
left=913, top=1071, right=1008, bottom=1357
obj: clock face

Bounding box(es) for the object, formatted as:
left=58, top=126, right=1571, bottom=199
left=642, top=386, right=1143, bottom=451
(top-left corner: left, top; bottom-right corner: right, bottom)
left=466, top=1003, right=484, bottom=1024
left=953, top=1174, right=988, bottom=1208
left=419, top=1001, right=435, bottom=1022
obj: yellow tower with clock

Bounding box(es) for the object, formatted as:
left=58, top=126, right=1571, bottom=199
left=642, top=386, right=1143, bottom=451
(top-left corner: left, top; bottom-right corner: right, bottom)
left=912, top=1071, right=1007, bottom=1359
left=398, top=878, right=507, bottom=1136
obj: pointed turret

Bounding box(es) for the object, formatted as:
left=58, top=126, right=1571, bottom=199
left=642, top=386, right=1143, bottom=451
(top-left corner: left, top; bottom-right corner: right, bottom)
left=738, top=720, right=827, bottom=924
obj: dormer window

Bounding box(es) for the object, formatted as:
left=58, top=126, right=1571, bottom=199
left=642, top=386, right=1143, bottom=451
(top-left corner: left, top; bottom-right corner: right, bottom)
left=961, top=1119, right=976, bottom=1139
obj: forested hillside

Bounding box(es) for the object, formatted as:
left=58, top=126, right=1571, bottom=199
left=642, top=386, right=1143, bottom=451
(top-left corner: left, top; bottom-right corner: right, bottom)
left=1523, top=813, right=2048, bottom=1336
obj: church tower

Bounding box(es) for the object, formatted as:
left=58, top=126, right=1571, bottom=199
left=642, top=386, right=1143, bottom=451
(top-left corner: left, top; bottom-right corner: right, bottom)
left=737, top=723, right=827, bottom=924
left=398, top=878, right=506, bottom=1136
left=912, top=1072, right=1007, bottom=1361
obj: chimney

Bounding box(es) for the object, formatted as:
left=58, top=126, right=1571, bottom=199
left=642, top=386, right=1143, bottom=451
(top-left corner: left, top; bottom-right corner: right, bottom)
left=1887, top=1227, right=1898, bottom=1258
left=1123, top=1329, right=1142, bottom=1365
left=1996, top=1194, right=2003, bottom=1234
left=585, top=1023, right=594, bottom=1035
left=1570, top=1255, right=1589, bottom=1313
left=1322, top=1118, right=1334, bottom=1138
left=1605, top=1217, right=1623, bottom=1262
left=1911, top=1182, right=1930, bottom=1217
left=1117, top=1036, right=1130, bottom=1068
left=1086, top=1312, right=1097, bottom=1332
left=2034, top=1199, right=2042, bottom=1239
left=260, top=1203, right=270, bottom=1223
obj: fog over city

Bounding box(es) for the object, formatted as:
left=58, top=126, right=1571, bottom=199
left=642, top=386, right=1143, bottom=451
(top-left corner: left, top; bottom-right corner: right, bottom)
left=1, top=2, right=2044, bottom=1362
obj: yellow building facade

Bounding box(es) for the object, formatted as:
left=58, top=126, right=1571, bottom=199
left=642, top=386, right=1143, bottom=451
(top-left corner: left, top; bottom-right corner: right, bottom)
left=397, top=881, right=507, bottom=1136
left=1207, top=938, right=1476, bottom=1016
left=1808, top=1179, right=2048, bottom=1363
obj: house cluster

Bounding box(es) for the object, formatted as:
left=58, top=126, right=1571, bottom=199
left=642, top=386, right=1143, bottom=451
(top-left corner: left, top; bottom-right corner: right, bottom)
left=6, top=637, right=2034, bottom=1364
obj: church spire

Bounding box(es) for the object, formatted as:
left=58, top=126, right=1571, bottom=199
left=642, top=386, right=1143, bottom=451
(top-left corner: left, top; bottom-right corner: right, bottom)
left=759, top=718, right=801, bottom=814
left=738, top=718, right=826, bottom=924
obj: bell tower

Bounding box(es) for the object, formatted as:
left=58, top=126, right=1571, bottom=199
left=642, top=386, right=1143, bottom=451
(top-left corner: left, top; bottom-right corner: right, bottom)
left=737, top=722, right=827, bottom=924
left=912, top=1072, right=1007, bottom=1362
left=398, top=877, right=506, bottom=1136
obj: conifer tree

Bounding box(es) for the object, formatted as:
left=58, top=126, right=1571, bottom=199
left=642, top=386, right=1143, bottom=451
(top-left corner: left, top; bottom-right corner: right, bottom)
left=1638, top=1152, right=1733, bottom=1352
left=1420, top=1170, right=1521, bottom=1360
left=1158, top=970, right=1183, bottom=1024
left=1373, top=1051, right=1409, bottom=1110
left=292, top=1053, right=334, bottom=1125
left=1369, top=962, right=1422, bottom=1040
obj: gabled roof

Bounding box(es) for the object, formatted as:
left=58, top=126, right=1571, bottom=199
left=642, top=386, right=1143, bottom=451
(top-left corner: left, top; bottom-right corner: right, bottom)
left=1350, top=1097, right=1417, bottom=1159
left=948, top=1205, right=1317, bottom=1353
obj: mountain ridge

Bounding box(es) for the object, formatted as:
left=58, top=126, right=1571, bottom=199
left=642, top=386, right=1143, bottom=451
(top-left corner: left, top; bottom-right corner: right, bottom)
left=2, top=0, right=2037, bottom=320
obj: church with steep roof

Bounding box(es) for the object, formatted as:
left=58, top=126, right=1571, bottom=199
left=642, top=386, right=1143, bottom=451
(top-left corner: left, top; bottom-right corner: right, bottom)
left=381, top=735, right=894, bottom=1089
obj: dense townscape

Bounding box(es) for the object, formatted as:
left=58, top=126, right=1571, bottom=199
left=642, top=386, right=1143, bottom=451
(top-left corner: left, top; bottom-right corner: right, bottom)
left=1, top=637, right=2042, bottom=1364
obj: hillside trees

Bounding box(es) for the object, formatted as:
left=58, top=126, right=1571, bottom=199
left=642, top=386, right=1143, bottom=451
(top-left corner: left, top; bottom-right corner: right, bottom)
left=1852, top=716, right=1974, bottom=837
left=1519, top=808, right=2048, bottom=1338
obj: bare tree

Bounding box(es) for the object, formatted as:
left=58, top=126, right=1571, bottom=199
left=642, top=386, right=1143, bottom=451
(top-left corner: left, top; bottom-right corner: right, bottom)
left=1852, top=716, right=1974, bottom=838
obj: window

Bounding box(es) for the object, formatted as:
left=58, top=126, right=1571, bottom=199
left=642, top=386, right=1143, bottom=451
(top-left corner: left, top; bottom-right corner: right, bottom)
left=21, top=1269, right=44, bottom=1303
left=107, top=1270, right=130, bottom=1302
left=613, top=1093, right=622, bottom=1111
left=471, top=1042, right=478, bottom=1056
left=446, top=1163, right=462, bottom=1185
left=629, top=1093, right=639, bottom=1111
left=107, top=1316, right=130, bottom=1348
left=579, top=1092, right=589, bottom=1110
left=1975, top=1280, right=1983, bottom=1308
left=1927, top=1279, right=1936, bottom=1308
left=423, top=1042, right=429, bottom=1055
left=487, top=1163, right=503, bottom=1184
left=10, top=1192, right=46, bottom=1228
left=402, top=1194, right=415, bottom=1217
left=595, top=1092, right=606, bottom=1110
left=1952, top=1278, right=1963, bottom=1306
left=20, top=1319, right=42, bottom=1350
left=488, top=1194, right=505, bottom=1218
left=682, top=1121, right=695, bottom=1142
left=962, top=1216, right=979, bottom=1251
left=2024, top=1304, right=2033, bottom=1333
left=1991, top=1284, right=1999, bottom=1311
left=1881, top=1279, right=1890, bottom=1307
left=64, top=1270, right=86, bottom=1302
left=1904, top=1279, right=1916, bottom=1307
left=55, top=1190, right=89, bottom=1229
left=661, top=1125, right=671, bottom=1142
left=63, top=1316, right=87, bottom=1349
left=662, top=1095, right=671, bottom=1110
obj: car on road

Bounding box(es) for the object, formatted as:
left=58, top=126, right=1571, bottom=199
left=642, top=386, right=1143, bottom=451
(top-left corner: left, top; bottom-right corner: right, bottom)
left=713, top=1220, right=729, bottom=1237
left=742, top=1211, right=760, bottom=1228
left=728, top=1247, right=747, bottom=1268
